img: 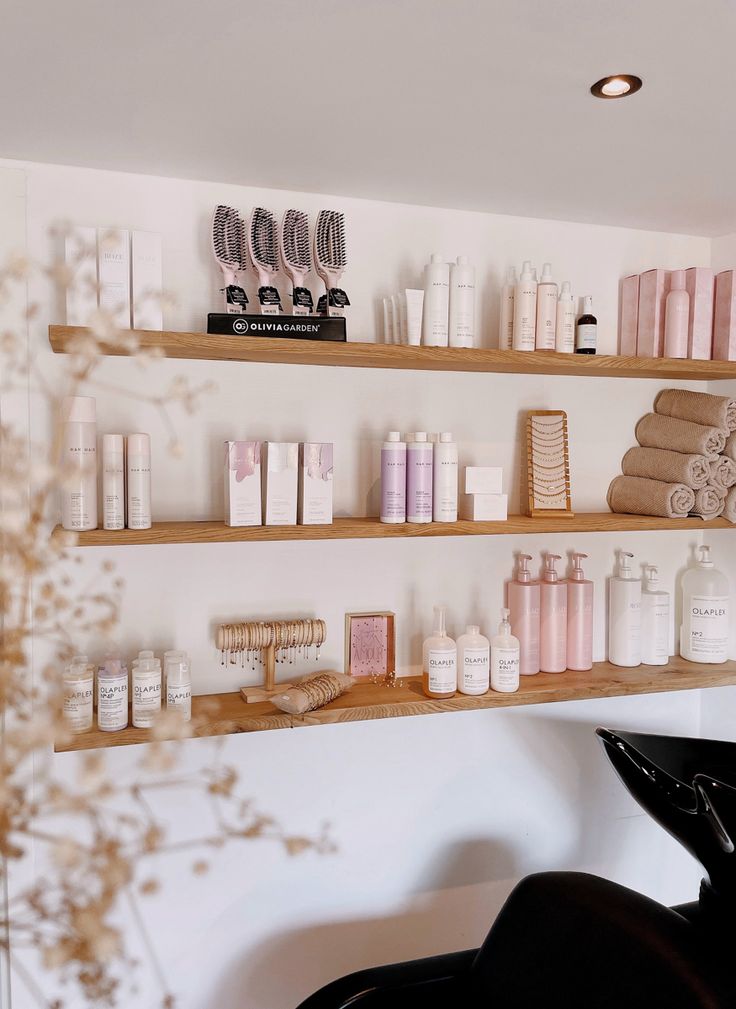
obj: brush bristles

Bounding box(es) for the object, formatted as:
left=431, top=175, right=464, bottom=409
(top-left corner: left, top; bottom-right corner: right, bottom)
left=213, top=204, right=247, bottom=270
left=281, top=209, right=311, bottom=272
left=249, top=207, right=279, bottom=272
left=315, top=210, right=347, bottom=271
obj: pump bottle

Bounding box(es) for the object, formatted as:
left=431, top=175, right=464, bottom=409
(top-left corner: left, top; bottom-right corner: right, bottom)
left=608, top=551, right=641, bottom=666
left=540, top=554, right=567, bottom=673
left=555, top=282, right=575, bottom=353
left=575, top=296, right=597, bottom=354
left=535, top=262, right=557, bottom=350
left=422, top=605, right=457, bottom=698
left=680, top=545, right=730, bottom=664
left=512, top=261, right=537, bottom=352
left=641, top=565, right=670, bottom=666
left=567, top=552, right=593, bottom=671
left=490, top=609, right=520, bottom=693
left=508, top=553, right=540, bottom=675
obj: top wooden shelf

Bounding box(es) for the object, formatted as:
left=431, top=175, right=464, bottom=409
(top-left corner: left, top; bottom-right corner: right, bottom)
left=49, top=326, right=736, bottom=381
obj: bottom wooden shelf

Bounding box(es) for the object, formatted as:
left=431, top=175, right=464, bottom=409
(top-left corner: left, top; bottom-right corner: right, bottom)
left=55, top=657, right=736, bottom=752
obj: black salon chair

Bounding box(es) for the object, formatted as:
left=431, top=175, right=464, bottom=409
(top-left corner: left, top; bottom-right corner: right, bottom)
left=296, top=728, right=736, bottom=1008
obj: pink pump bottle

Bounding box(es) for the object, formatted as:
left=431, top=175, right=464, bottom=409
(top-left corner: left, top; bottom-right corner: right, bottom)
left=508, top=553, right=540, bottom=675
left=540, top=554, right=567, bottom=673
left=566, top=552, right=593, bottom=671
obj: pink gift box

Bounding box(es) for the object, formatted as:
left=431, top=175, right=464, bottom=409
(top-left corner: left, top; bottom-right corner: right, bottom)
left=713, top=270, right=736, bottom=361
left=637, top=269, right=670, bottom=357
left=619, top=274, right=639, bottom=356
left=685, top=267, right=714, bottom=360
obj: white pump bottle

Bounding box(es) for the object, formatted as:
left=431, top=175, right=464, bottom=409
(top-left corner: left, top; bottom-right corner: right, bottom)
left=608, top=551, right=641, bottom=667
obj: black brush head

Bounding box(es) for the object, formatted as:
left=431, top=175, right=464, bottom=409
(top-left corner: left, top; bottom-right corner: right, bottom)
left=315, top=210, right=347, bottom=271
left=249, top=207, right=279, bottom=271
left=281, top=209, right=311, bottom=273
left=213, top=204, right=247, bottom=270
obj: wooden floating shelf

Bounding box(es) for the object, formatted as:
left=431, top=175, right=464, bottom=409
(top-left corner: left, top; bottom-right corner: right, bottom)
left=54, top=513, right=732, bottom=547
left=55, top=658, right=736, bottom=752
left=49, top=325, right=736, bottom=381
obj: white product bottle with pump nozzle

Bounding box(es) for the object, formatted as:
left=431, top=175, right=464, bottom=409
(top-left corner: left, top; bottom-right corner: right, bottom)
left=432, top=432, right=458, bottom=522
left=422, top=605, right=457, bottom=698
left=609, top=551, right=641, bottom=666
left=508, top=553, right=540, bottom=675
left=535, top=263, right=557, bottom=350
left=62, top=655, right=94, bottom=734
left=132, top=650, right=162, bottom=728
left=512, top=261, right=537, bottom=352
left=499, top=266, right=516, bottom=350
left=567, top=552, right=593, bottom=671
left=60, top=396, right=98, bottom=531
left=491, top=609, right=520, bottom=692
left=97, top=655, right=128, bottom=732
left=102, top=434, right=125, bottom=530
left=680, top=545, right=730, bottom=664
left=641, top=565, right=670, bottom=666
left=458, top=624, right=490, bottom=695
left=575, top=296, right=597, bottom=354
left=380, top=431, right=407, bottom=524
left=449, top=256, right=476, bottom=348
left=555, top=282, right=575, bottom=353
left=540, top=554, right=567, bottom=673
left=422, top=254, right=450, bottom=347
left=127, top=433, right=151, bottom=530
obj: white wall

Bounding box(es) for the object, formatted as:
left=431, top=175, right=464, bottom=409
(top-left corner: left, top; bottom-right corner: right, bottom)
left=1, top=158, right=732, bottom=1009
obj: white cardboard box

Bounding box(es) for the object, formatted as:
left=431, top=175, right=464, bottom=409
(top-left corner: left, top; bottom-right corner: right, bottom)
left=98, top=227, right=131, bottom=328
left=65, top=226, right=98, bottom=326
left=460, top=493, right=508, bottom=521
left=263, top=442, right=298, bottom=525
left=224, top=441, right=262, bottom=527
left=131, top=230, right=163, bottom=330
left=298, top=443, right=333, bottom=524
left=464, top=466, right=503, bottom=495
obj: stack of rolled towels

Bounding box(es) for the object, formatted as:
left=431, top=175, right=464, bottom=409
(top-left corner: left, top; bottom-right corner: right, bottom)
left=608, top=389, right=736, bottom=521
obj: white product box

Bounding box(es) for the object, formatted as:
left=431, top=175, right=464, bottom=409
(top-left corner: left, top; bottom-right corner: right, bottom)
left=224, top=441, right=262, bottom=527
left=263, top=442, right=298, bottom=525
left=131, top=231, right=163, bottom=330
left=460, top=493, right=508, bottom=521
left=65, top=226, right=98, bottom=326
left=298, top=443, right=333, bottom=525
left=98, top=228, right=131, bottom=328
left=464, top=466, right=503, bottom=495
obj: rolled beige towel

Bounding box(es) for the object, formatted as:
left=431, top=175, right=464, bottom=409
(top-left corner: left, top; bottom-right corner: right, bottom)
left=655, top=388, right=736, bottom=432
left=724, top=487, right=736, bottom=523
left=607, top=475, right=695, bottom=518
left=636, top=413, right=726, bottom=459
left=690, top=484, right=726, bottom=520
left=709, top=455, right=736, bottom=490
left=724, top=431, right=736, bottom=463
left=621, top=446, right=710, bottom=488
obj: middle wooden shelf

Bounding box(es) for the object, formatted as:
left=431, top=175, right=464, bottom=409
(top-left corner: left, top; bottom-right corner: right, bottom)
left=55, top=512, right=731, bottom=547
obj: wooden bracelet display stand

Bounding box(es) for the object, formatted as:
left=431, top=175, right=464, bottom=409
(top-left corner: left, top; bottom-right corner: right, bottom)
left=216, top=618, right=327, bottom=703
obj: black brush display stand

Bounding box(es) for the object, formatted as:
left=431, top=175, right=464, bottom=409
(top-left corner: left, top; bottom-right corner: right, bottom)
left=207, top=313, right=346, bottom=341
left=295, top=728, right=736, bottom=1008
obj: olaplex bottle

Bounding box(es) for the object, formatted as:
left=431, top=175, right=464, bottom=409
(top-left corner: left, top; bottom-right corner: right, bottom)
left=448, top=256, right=476, bottom=348
left=499, top=266, right=516, bottom=350
left=555, top=282, right=575, bottom=353
left=491, top=608, right=520, bottom=692
left=641, top=565, right=670, bottom=666
left=132, top=650, right=162, bottom=728
left=432, top=432, right=458, bottom=522
left=535, top=263, right=557, bottom=350
left=540, top=554, right=567, bottom=673
left=457, top=624, right=490, bottom=695
left=422, top=254, right=450, bottom=347
left=165, top=650, right=192, bottom=721
left=608, top=550, right=641, bottom=667
left=567, top=552, right=593, bottom=671
left=422, top=605, right=457, bottom=699
left=380, top=431, right=407, bottom=524
left=407, top=432, right=433, bottom=523
left=102, top=433, right=125, bottom=530
left=127, top=433, right=152, bottom=529
left=680, top=545, right=730, bottom=664
left=508, top=553, right=540, bottom=675
left=62, top=655, right=94, bottom=734
left=575, top=296, right=597, bottom=354
left=512, top=261, right=537, bottom=351
left=60, top=396, right=98, bottom=531
left=97, top=654, right=129, bottom=732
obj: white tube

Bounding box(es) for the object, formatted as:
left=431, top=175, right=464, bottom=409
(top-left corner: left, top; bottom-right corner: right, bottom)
left=404, top=289, right=424, bottom=347
left=126, top=432, right=151, bottom=529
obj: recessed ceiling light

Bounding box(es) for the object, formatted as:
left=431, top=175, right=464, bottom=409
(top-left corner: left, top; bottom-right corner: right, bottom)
left=590, top=75, right=643, bottom=100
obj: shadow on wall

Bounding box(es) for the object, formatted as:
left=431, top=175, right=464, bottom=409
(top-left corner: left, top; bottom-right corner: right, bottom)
left=209, top=838, right=518, bottom=1009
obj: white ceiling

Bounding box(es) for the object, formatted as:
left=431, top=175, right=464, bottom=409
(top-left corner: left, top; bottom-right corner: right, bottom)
left=2, top=0, right=735, bottom=236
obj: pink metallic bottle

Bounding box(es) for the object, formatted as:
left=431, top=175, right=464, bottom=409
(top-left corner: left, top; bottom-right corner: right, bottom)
left=566, top=552, right=593, bottom=671
left=507, top=553, right=540, bottom=675
left=540, top=553, right=567, bottom=673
